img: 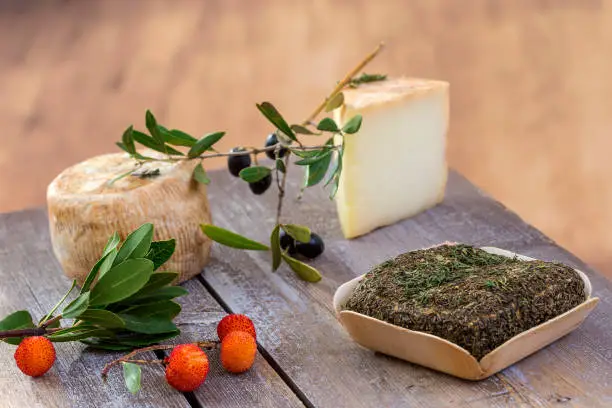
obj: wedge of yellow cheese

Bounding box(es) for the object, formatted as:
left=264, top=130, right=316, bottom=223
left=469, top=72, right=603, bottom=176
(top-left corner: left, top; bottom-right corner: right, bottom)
left=47, top=151, right=212, bottom=284
left=333, top=77, right=449, bottom=239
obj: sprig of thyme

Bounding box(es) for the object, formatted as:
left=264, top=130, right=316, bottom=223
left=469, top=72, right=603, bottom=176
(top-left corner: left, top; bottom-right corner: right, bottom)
left=114, top=43, right=387, bottom=283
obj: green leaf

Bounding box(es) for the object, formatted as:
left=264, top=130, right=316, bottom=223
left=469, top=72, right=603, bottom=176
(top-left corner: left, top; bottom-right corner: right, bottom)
left=347, top=73, right=387, bottom=87
left=325, top=92, right=344, bottom=112
left=120, top=315, right=178, bottom=334
left=62, top=292, right=90, bottom=319
left=116, top=142, right=131, bottom=154
left=89, top=259, right=154, bottom=306
left=41, top=280, right=76, bottom=324
left=103, top=232, right=121, bottom=257
left=145, top=110, right=165, bottom=146
left=80, top=340, right=134, bottom=351
left=132, top=131, right=184, bottom=156
left=275, top=158, right=286, bottom=173
left=79, top=309, right=125, bottom=329
left=291, top=149, right=324, bottom=159
left=145, top=240, right=176, bottom=270
left=193, top=163, right=210, bottom=185
left=325, top=147, right=344, bottom=199
left=294, top=149, right=332, bottom=166
left=123, top=362, right=142, bottom=395
left=188, top=131, right=225, bottom=158
left=317, top=118, right=339, bottom=132
left=81, top=250, right=115, bottom=294
left=342, top=114, right=362, bottom=134
left=96, top=330, right=180, bottom=347
left=281, top=224, right=311, bottom=243
left=270, top=225, right=281, bottom=272
left=290, top=124, right=319, bottom=135
left=125, top=286, right=188, bottom=304
left=239, top=166, right=271, bottom=183
left=0, top=311, right=34, bottom=345
left=200, top=225, right=270, bottom=250
left=163, top=129, right=197, bottom=147
left=305, top=151, right=333, bottom=187
left=136, top=272, right=179, bottom=295
left=48, top=326, right=112, bottom=342
left=98, top=248, right=118, bottom=279
left=121, top=301, right=181, bottom=320
left=115, top=223, right=154, bottom=266
left=281, top=254, right=323, bottom=282
left=121, top=126, right=136, bottom=154
left=256, top=102, right=296, bottom=141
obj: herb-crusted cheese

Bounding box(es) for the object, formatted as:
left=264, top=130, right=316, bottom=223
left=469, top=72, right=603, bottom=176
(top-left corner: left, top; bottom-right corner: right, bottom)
left=333, top=77, right=449, bottom=239
left=47, top=152, right=212, bottom=284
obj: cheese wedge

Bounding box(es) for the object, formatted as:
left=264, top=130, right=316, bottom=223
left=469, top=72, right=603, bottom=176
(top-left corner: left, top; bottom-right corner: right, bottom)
left=47, top=151, right=212, bottom=284
left=333, top=77, right=449, bottom=239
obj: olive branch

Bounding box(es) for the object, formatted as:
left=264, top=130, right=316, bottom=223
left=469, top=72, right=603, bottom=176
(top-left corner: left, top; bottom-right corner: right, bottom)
left=114, top=43, right=387, bottom=282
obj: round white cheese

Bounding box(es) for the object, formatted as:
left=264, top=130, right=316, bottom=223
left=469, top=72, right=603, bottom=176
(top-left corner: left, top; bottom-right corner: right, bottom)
left=47, top=151, right=212, bottom=284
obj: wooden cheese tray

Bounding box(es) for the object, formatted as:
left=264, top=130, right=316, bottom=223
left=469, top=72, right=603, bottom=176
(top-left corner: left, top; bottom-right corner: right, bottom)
left=333, top=246, right=600, bottom=381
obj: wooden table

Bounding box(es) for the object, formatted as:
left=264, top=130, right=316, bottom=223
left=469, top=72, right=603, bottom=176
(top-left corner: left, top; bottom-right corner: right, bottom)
left=0, top=170, right=611, bottom=408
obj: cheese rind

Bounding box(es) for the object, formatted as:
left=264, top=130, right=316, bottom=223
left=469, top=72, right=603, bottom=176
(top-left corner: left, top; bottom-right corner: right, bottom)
left=334, top=77, right=449, bottom=239
left=47, top=151, right=212, bottom=284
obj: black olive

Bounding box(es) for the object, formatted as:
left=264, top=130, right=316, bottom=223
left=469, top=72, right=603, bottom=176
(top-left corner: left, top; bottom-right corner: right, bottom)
left=264, top=133, right=288, bottom=160
left=248, top=174, right=272, bottom=195
left=279, top=230, right=297, bottom=255
left=295, top=232, right=325, bottom=259
left=228, top=148, right=251, bottom=177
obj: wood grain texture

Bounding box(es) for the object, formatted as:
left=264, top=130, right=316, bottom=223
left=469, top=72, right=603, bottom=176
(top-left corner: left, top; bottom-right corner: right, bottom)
left=0, top=209, right=189, bottom=408
left=0, top=209, right=302, bottom=408
left=200, top=168, right=612, bottom=408
left=3, top=0, right=612, bottom=278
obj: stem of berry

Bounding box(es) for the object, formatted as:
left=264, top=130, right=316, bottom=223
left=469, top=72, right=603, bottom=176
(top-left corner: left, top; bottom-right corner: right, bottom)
left=101, top=341, right=219, bottom=378
left=0, top=327, right=63, bottom=338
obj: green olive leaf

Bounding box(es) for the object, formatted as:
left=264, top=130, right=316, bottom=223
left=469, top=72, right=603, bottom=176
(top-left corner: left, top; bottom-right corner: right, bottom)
left=145, top=110, right=165, bottom=146
left=304, top=151, right=333, bottom=187
left=121, top=126, right=136, bottom=154
left=200, top=224, right=270, bottom=251
left=317, top=117, right=339, bottom=132
left=162, top=129, right=197, bottom=147
left=0, top=310, right=34, bottom=345
left=281, top=224, right=311, bottom=243
left=294, top=149, right=332, bottom=166
left=256, top=102, right=296, bottom=141
left=89, top=259, right=154, bottom=306
left=114, top=223, right=154, bottom=265
left=281, top=254, right=323, bottom=282
left=188, top=131, right=225, bottom=158
left=132, top=131, right=184, bottom=156
left=239, top=166, right=271, bottom=183
left=193, top=163, right=211, bottom=185
left=342, top=114, right=362, bottom=134
left=290, top=124, right=320, bottom=135
left=270, top=225, right=282, bottom=272
left=122, top=362, right=142, bottom=395
left=325, top=92, right=344, bottom=112
left=275, top=158, right=286, bottom=173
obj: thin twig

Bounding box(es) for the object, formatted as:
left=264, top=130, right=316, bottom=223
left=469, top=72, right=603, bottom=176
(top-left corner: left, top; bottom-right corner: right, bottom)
left=0, top=327, right=63, bottom=339
left=40, top=315, right=62, bottom=329
left=302, top=42, right=385, bottom=126
left=276, top=154, right=291, bottom=225
left=101, top=341, right=219, bottom=378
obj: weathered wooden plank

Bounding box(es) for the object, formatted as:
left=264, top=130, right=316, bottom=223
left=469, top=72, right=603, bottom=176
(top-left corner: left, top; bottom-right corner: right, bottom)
left=201, top=168, right=612, bottom=408
left=0, top=209, right=189, bottom=408
left=0, top=209, right=303, bottom=408
left=171, top=279, right=303, bottom=408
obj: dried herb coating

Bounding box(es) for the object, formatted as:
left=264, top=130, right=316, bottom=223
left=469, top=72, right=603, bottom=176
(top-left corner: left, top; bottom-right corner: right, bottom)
left=343, top=244, right=586, bottom=360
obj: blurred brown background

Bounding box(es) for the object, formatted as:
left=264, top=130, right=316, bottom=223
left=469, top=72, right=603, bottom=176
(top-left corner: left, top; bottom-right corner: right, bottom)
left=1, top=0, right=612, bottom=279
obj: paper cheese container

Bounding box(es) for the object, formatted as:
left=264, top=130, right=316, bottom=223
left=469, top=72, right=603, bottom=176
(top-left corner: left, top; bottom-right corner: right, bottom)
left=332, top=246, right=599, bottom=380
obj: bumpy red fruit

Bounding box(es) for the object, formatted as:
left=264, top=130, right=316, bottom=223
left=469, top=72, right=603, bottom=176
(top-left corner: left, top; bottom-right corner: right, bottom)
left=14, top=336, right=56, bottom=377
left=217, top=314, right=256, bottom=341
left=165, top=344, right=209, bottom=392
left=220, top=331, right=257, bottom=374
